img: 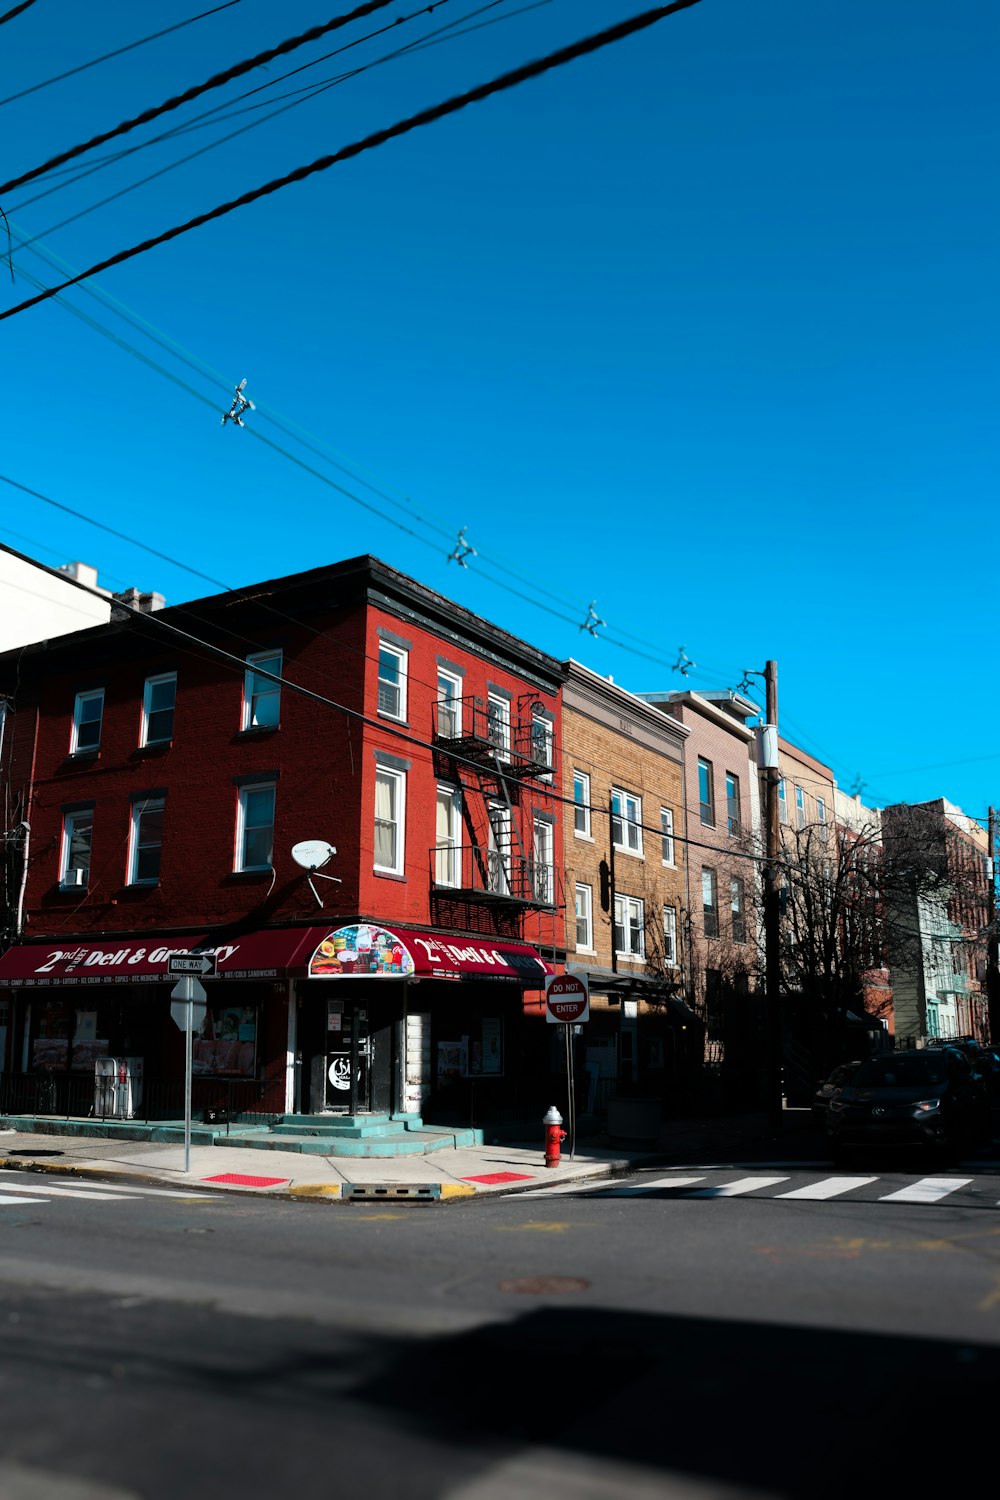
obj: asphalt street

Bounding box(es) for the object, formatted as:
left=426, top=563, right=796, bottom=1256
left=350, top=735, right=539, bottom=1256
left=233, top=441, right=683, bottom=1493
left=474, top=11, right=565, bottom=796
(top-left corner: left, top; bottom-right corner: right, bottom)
left=1, top=1155, right=999, bottom=1500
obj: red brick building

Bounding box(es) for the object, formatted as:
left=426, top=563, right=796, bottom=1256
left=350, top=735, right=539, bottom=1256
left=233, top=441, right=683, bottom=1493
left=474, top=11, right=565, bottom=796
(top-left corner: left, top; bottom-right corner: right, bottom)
left=0, top=556, right=564, bottom=1127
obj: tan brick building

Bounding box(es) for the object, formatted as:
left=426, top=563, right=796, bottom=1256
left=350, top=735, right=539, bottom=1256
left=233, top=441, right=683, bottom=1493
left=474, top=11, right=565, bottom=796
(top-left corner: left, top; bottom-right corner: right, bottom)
left=559, top=662, right=699, bottom=1110
left=636, top=688, right=761, bottom=1085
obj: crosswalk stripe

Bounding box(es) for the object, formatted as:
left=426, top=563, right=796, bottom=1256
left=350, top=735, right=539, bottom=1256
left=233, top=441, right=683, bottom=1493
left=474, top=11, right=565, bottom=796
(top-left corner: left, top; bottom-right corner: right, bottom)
left=0, top=1181, right=139, bottom=1201
left=878, top=1177, right=973, bottom=1204
left=685, top=1175, right=791, bottom=1198
left=590, top=1175, right=708, bottom=1197
left=776, top=1176, right=878, bottom=1200
left=0, top=1195, right=49, bottom=1206
left=0, top=1175, right=212, bottom=1201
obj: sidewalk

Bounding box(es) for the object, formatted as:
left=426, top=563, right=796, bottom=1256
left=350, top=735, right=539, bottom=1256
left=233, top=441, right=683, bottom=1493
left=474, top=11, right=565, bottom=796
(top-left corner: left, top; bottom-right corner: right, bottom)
left=0, top=1109, right=821, bottom=1202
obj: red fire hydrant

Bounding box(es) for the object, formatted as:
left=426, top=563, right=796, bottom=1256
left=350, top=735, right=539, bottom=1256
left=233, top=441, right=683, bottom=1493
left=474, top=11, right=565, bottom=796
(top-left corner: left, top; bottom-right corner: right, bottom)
left=543, top=1104, right=567, bottom=1169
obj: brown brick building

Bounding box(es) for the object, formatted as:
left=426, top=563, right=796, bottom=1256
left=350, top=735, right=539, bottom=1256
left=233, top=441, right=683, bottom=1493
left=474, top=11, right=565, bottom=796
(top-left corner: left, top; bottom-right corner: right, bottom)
left=558, top=662, right=700, bottom=1112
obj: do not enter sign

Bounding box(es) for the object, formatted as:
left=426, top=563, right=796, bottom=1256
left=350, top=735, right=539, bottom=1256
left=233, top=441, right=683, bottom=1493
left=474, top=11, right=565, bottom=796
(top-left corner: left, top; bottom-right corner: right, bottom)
left=545, top=973, right=589, bottom=1025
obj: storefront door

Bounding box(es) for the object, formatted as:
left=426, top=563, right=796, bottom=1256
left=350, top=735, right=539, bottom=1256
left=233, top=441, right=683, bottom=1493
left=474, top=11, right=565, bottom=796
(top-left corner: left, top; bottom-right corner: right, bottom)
left=324, top=1001, right=371, bottom=1112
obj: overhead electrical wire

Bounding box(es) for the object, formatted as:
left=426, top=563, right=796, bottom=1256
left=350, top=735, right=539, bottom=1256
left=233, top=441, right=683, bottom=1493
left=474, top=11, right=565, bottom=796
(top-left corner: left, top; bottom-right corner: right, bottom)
left=9, top=0, right=492, bottom=221
left=0, top=3, right=245, bottom=109
left=0, top=1, right=38, bottom=26
left=0, top=1, right=705, bottom=322
left=0, top=0, right=406, bottom=200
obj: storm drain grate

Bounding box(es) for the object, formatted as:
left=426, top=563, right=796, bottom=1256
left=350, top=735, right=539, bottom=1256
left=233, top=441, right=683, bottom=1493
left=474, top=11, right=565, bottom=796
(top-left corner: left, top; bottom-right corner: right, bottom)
left=343, top=1183, right=440, bottom=1201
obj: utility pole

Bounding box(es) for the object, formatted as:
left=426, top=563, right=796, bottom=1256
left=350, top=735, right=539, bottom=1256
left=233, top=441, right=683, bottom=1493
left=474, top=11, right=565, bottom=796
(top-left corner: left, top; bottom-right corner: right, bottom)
left=761, top=660, right=783, bottom=1127
left=988, top=807, right=1000, bottom=1045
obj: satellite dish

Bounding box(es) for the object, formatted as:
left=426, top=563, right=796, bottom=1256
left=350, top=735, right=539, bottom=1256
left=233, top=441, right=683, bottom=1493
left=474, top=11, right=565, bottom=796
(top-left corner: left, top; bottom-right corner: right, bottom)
left=292, top=840, right=336, bottom=871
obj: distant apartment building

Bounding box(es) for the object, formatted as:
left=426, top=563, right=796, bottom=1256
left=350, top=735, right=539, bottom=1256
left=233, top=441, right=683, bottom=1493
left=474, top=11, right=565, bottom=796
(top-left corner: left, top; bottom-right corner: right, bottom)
left=882, top=799, right=989, bottom=1046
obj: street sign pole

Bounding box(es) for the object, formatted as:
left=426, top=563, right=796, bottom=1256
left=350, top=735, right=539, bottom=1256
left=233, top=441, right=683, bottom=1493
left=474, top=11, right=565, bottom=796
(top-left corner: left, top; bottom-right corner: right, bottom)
left=169, top=972, right=208, bottom=1174
left=564, top=1022, right=576, bottom=1161
left=184, top=998, right=193, bottom=1174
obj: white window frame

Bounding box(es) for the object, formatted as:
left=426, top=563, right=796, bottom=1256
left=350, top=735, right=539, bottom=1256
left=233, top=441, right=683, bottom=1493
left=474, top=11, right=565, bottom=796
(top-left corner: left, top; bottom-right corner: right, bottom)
left=141, top=672, right=176, bottom=747
left=698, top=757, right=715, bottom=827
left=531, top=816, right=554, bottom=904
left=487, top=693, right=511, bottom=758
left=377, top=644, right=407, bottom=722
left=374, top=765, right=406, bottom=876
left=817, top=796, right=829, bottom=843
left=778, top=778, right=788, bottom=824
left=434, top=783, right=462, bottom=887
left=614, top=893, right=646, bottom=960
left=726, top=772, right=741, bottom=835
left=660, top=806, right=675, bottom=866
left=60, top=809, right=94, bottom=888
left=702, top=866, right=718, bottom=938
left=730, top=876, right=746, bottom=944
left=242, top=650, right=282, bottom=730
left=128, top=797, right=165, bottom=886
left=573, top=770, right=592, bottom=839
left=795, top=784, right=806, bottom=830
left=235, top=781, right=275, bottom=872
left=70, top=689, right=104, bottom=755
left=436, top=669, right=462, bottom=740
left=531, top=713, right=554, bottom=781
left=575, top=883, right=594, bottom=952
left=611, top=787, right=643, bottom=857
left=662, top=906, right=678, bottom=967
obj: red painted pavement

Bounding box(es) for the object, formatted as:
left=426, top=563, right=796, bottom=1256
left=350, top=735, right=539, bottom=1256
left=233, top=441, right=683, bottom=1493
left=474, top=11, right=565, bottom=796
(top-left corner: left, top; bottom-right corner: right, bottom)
left=461, top=1172, right=536, bottom=1185
left=203, top=1173, right=290, bottom=1188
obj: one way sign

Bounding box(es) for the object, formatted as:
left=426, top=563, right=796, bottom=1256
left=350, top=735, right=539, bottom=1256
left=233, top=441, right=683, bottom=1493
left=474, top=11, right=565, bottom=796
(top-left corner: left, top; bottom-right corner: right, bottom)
left=167, top=953, right=217, bottom=977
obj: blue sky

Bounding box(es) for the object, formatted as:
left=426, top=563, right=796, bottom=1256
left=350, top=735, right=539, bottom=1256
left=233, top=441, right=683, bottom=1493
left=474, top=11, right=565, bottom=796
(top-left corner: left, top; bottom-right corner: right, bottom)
left=1, top=0, right=997, bottom=817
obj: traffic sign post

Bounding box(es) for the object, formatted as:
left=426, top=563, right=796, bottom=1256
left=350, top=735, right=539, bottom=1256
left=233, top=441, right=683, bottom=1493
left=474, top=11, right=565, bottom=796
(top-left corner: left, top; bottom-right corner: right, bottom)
left=170, top=972, right=210, bottom=1173
left=545, top=975, right=589, bottom=1160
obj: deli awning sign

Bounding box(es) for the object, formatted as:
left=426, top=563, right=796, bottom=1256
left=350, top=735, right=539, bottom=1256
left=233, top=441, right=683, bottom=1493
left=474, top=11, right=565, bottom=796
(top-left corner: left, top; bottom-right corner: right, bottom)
left=545, top=973, right=589, bottom=1025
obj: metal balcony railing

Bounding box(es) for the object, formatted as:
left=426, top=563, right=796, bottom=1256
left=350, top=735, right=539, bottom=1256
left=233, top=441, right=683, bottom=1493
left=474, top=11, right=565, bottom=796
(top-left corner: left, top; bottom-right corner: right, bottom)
left=430, top=844, right=557, bottom=909
left=432, top=697, right=553, bottom=780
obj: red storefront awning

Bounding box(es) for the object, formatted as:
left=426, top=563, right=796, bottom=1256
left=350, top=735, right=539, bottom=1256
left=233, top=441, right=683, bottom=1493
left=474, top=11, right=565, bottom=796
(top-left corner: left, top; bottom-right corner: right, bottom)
left=0, top=924, right=552, bottom=987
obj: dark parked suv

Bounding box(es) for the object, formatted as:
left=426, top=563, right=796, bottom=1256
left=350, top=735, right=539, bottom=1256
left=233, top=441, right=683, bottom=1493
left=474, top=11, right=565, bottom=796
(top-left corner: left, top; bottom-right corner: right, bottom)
left=826, top=1047, right=991, bottom=1160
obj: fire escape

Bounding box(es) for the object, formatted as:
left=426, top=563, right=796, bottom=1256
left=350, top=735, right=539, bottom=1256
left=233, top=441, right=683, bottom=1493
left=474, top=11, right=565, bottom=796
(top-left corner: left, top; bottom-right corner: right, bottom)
left=430, top=693, right=559, bottom=924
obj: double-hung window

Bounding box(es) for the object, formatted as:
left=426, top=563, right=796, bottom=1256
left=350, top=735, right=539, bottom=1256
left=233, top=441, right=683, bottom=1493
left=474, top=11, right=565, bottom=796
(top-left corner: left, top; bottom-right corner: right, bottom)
left=436, top=669, right=462, bottom=740
left=730, top=876, right=746, bottom=944
left=660, top=806, right=675, bottom=865
left=575, top=883, right=594, bottom=951
left=662, top=906, right=678, bottom=967
left=487, top=693, right=510, bottom=758
left=236, top=782, right=275, bottom=872
left=242, top=650, right=281, bottom=729
left=531, top=713, right=553, bottom=780
left=60, top=808, right=94, bottom=888
left=817, top=796, right=828, bottom=843
left=434, top=784, right=462, bottom=886
left=795, top=785, right=806, bottom=830
left=698, top=758, right=715, bottom=826
left=531, top=816, right=554, bottom=904
left=573, top=771, right=591, bottom=837
left=141, top=673, right=176, bottom=746
left=374, top=765, right=405, bottom=875
left=611, top=787, right=642, bottom=856
left=377, top=645, right=407, bottom=721
left=778, top=778, right=788, bottom=824
left=128, top=797, right=164, bottom=885
left=726, top=773, right=741, bottom=835
left=702, top=867, right=719, bottom=938
left=486, top=803, right=511, bottom=894
left=71, top=689, right=104, bottom=755
left=614, top=894, right=645, bottom=959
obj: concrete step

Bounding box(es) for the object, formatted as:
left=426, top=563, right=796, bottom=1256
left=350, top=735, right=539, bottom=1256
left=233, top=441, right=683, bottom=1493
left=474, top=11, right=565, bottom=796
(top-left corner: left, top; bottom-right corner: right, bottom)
left=269, top=1121, right=400, bottom=1140
left=277, top=1113, right=393, bottom=1128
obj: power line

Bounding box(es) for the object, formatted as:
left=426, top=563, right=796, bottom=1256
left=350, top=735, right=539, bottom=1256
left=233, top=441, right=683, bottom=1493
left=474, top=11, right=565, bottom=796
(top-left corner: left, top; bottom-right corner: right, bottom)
left=0, top=1, right=38, bottom=25
left=0, top=0, right=403, bottom=198
left=0, top=3, right=245, bottom=109
left=0, top=1, right=705, bottom=322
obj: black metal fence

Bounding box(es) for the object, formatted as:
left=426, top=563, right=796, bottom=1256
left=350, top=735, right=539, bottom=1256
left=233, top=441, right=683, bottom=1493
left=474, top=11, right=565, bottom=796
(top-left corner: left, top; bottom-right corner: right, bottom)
left=0, top=1072, right=283, bottom=1133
